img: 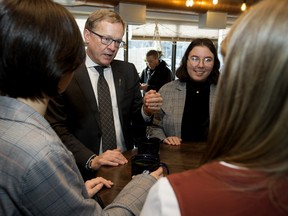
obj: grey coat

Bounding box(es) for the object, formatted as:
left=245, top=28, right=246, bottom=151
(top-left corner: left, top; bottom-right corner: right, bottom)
left=147, top=80, right=217, bottom=141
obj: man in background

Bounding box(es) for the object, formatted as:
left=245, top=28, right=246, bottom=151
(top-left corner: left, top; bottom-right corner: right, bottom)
left=140, top=50, right=173, bottom=93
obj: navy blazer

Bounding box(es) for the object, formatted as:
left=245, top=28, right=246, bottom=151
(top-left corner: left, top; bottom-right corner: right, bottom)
left=46, top=60, right=146, bottom=179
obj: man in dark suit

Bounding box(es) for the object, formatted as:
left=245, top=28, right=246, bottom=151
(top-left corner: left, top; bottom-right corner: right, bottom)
left=45, top=9, right=163, bottom=180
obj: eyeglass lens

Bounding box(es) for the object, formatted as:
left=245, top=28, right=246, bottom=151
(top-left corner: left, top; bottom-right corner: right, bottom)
left=191, top=56, right=213, bottom=65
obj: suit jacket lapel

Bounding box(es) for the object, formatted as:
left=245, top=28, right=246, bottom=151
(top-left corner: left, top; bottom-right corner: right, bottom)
left=111, top=61, right=124, bottom=127
left=74, top=64, right=101, bottom=124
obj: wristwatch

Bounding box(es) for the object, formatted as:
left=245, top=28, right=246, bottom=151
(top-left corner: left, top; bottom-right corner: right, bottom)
left=85, top=154, right=97, bottom=171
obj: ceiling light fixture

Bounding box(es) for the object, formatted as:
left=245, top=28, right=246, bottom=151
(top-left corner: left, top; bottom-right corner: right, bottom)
left=241, top=0, right=247, bottom=11
left=186, top=0, right=194, bottom=7
left=213, top=0, right=218, bottom=5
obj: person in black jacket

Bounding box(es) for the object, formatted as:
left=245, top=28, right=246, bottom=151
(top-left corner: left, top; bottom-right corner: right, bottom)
left=140, top=50, right=173, bottom=93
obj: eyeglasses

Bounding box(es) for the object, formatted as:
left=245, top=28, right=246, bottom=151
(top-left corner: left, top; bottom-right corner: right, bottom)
left=87, top=29, right=125, bottom=48
left=190, top=56, right=214, bottom=66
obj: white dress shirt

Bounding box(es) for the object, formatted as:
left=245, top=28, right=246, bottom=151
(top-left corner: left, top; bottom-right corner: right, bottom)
left=85, top=55, right=126, bottom=153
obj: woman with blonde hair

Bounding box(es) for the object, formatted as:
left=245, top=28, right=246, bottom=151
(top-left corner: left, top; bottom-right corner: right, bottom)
left=141, top=0, right=288, bottom=215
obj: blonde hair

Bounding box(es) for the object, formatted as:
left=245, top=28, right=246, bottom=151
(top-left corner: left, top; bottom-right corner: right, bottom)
left=85, top=9, right=125, bottom=31
left=203, top=0, right=288, bottom=175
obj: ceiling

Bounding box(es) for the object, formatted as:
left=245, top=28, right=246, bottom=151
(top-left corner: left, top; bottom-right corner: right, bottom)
left=68, top=0, right=263, bottom=43
left=79, top=0, right=262, bottom=15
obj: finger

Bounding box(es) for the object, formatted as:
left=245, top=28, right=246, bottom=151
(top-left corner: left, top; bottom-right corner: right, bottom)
left=102, top=180, right=114, bottom=188
left=148, top=92, right=162, bottom=98
left=112, top=152, right=128, bottom=164
left=145, top=96, right=162, bottom=103
left=172, top=137, right=181, bottom=145
left=91, top=183, right=104, bottom=193
left=97, top=177, right=114, bottom=185
left=145, top=100, right=163, bottom=107
left=99, top=157, right=127, bottom=166
left=169, top=140, right=179, bottom=146
left=165, top=137, right=180, bottom=145
left=101, top=151, right=128, bottom=164
left=144, top=92, right=162, bottom=101
left=112, top=148, right=122, bottom=152
left=156, top=166, right=164, bottom=175
left=145, top=90, right=157, bottom=95
left=150, top=167, right=164, bottom=179
left=93, top=178, right=114, bottom=188
left=163, top=138, right=173, bottom=145
left=97, top=156, right=120, bottom=166
left=146, top=106, right=160, bottom=111
left=111, top=149, right=127, bottom=158
left=109, top=155, right=128, bottom=164
left=98, top=160, right=120, bottom=166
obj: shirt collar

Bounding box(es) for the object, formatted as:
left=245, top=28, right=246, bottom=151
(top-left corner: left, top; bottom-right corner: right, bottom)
left=85, top=54, right=111, bottom=69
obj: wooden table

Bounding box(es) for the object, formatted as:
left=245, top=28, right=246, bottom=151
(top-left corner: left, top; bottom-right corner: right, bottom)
left=97, top=142, right=207, bottom=207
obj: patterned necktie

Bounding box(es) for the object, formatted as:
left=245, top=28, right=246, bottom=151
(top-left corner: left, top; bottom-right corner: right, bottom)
left=95, top=66, right=117, bottom=151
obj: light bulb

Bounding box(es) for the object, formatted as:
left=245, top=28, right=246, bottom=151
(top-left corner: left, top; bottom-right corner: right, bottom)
left=186, top=0, right=194, bottom=7
left=213, top=0, right=218, bottom=5
left=241, top=2, right=247, bottom=11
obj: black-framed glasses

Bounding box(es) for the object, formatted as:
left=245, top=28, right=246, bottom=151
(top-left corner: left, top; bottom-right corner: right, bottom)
left=87, top=29, right=125, bottom=48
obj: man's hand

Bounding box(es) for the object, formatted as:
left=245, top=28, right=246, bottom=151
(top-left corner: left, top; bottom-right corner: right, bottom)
left=143, top=90, right=163, bottom=116
left=90, top=148, right=128, bottom=170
